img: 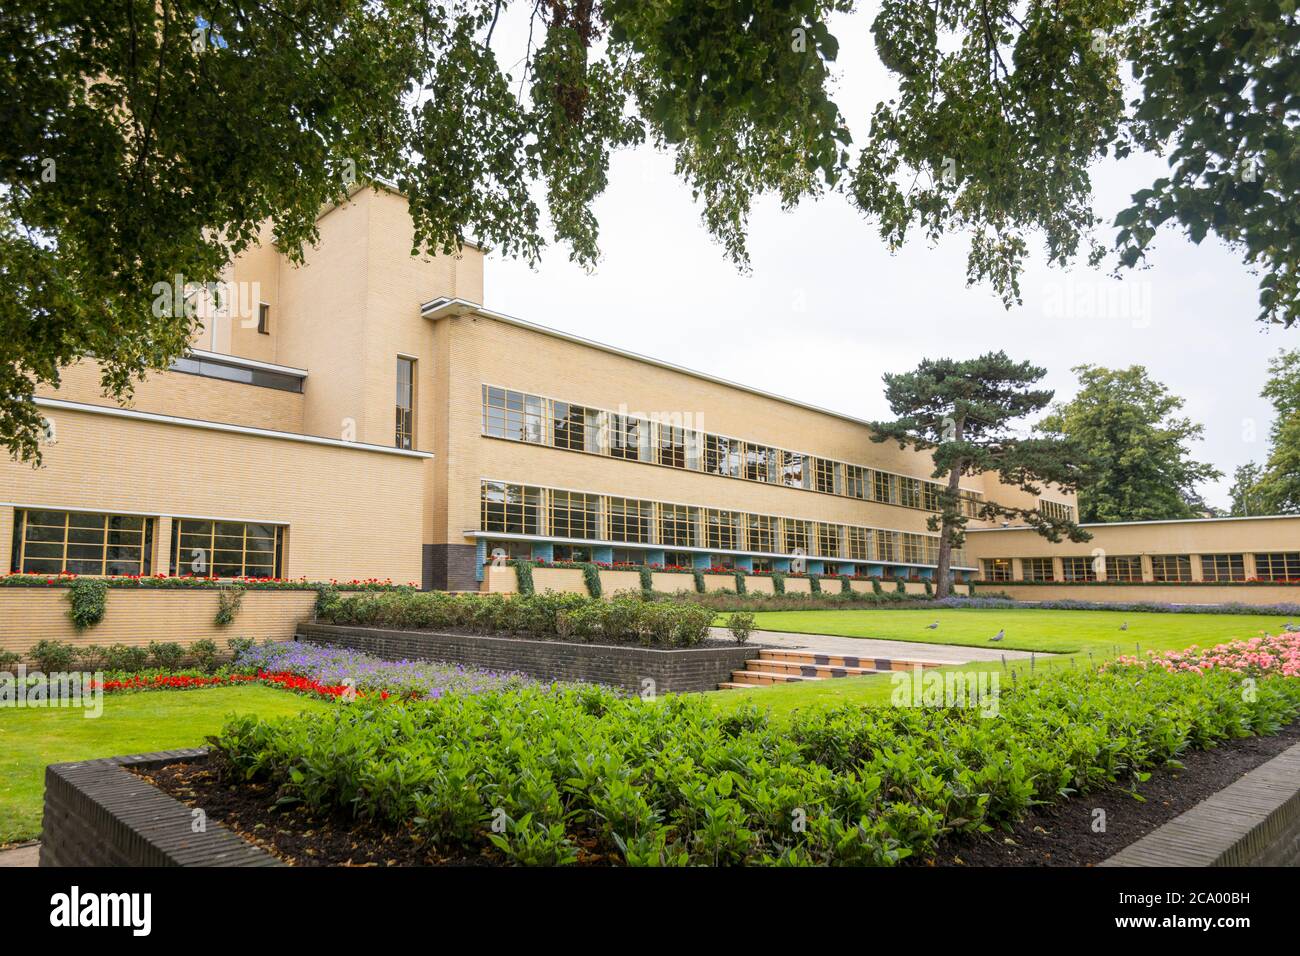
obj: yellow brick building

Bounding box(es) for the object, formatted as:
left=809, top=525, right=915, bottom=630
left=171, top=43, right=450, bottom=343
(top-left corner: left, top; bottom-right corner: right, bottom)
left=3, top=185, right=1295, bottom=595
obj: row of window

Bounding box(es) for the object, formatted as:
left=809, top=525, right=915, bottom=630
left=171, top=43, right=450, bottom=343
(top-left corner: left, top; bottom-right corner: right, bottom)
left=481, top=385, right=989, bottom=517
left=10, top=509, right=284, bottom=578
left=480, top=480, right=964, bottom=566
left=982, top=553, right=1300, bottom=583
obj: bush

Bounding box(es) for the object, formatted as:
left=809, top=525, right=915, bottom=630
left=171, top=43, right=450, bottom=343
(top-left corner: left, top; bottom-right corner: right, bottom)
left=514, top=560, right=536, bottom=596
left=65, top=578, right=108, bottom=629
left=314, top=584, right=341, bottom=616
left=148, top=641, right=186, bottom=671
left=106, top=643, right=149, bottom=672
left=189, top=638, right=220, bottom=673
left=771, top=572, right=785, bottom=595
left=227, top=636, right=256, bottom=661
left=840, top=575, right=852, bottom=594
left=215, top=584, right=245, bottom=626
left=809, top=576, right=822, bottom=595
left=726, top=612, right=755, bottom=645
left=639, top=566, right=653, bottom=599
left=0, top=649, right=22, bottom=671
left=895, top=577, right=907, bottom=594
left=210, top=665, right=1300, bottom=867
left=693, top=570, right=705, bottom=594
left=75, top=644, right=110, bottom=671
left=28, top=639, right=76, bottom=672
left=734, top=572, right=747, bottom=595
left=872, top=578, right=883, bottom=595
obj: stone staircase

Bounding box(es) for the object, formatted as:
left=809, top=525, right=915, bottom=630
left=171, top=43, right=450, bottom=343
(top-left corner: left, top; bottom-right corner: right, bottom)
left=718, top=648, right=949, bottom=689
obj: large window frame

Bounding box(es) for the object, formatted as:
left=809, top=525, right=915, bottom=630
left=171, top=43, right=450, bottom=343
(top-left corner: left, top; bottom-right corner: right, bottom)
left=480, top=481, right=541, bottom=535
left=1254, top=552, right=1300, bottom=581
left=11, top=509, right=153, bottom=577
left=1201, top=553, right=1245, bottom=583
left=170, top=518, right=281, bottom=579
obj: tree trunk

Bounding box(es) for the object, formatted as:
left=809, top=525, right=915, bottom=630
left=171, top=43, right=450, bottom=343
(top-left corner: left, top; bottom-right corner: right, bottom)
left=935, top=436, right=965, bottom=600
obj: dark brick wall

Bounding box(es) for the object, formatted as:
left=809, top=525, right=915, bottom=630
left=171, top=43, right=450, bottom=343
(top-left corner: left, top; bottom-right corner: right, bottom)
left=423, top=543, right=479, bottom=592
left=41, top=750, right=279, bottom=867
left=298, top=623, right=758, bottom=694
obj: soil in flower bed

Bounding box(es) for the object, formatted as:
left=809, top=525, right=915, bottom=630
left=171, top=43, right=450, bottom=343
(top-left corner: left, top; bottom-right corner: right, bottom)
left=923, top=719, right=1300, bottom=867
left=136, top=761, right=614, bottom=867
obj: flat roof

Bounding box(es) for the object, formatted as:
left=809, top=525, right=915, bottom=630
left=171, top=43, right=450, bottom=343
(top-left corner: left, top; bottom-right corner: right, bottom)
left=968, top=514, right=1300, bottom=532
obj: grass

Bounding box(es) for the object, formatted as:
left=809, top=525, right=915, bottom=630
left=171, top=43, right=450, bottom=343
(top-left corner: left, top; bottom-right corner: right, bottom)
left=708, top=608, right=1291, bottom=719
left=0, top=685, right=329, bottom=844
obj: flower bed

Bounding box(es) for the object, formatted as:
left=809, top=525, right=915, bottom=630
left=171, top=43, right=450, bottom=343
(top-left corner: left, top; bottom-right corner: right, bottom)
left=0, top=571, right=414, bottom=590
left=1108, top=633, right=1300, bottom=677
left=205, top=665, right=1300, bottom=866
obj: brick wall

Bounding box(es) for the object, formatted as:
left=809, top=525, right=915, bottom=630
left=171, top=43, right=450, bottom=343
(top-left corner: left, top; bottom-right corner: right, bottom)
left=298, top=622, right=757, bottom=694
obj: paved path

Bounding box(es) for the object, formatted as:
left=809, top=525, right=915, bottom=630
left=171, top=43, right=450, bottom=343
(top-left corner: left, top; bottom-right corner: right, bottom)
left=0, top=843, right=39, bottom=867
left=712, top=627, right=1041, bottom=663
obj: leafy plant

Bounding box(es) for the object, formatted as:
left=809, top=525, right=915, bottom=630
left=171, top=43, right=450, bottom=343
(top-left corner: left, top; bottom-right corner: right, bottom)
left=148, top=641, right=185, bottom=671
left=75, top=644, right=110, bottom=671
left=227, top=637, right=256, bottom=661
left=105, top=643, right=148, bottom=672
left=0, top=649, right=22, bottom=671
left=726, top=612, right=755, bottom=645
left=188, top=639, right=220, bottom=674
left=579, top=562, right=602, bottom=598
left=215, top=584, right=245, bottom=626
left=514, top=560, right=536, bottom=596
left=65, top=578, right=108, bottom=630
left=28, top=639, right=75, bottom=672
left=693, top=570, right=706, bottom=594
left=771, top=572, right=785, bottom=595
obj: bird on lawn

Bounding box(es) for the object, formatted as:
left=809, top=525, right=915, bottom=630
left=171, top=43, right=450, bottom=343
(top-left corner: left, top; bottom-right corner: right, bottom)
left=1119, top=622, right=1128, bottom=631
left=1283, top=621, right=1300, bottom=633
left=989, top=629, right=1005, bottom=642
left=927, top=621, right=940, bottom=630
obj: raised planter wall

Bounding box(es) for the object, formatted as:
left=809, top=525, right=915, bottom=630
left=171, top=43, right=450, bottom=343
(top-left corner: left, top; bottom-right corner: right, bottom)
left=298, top=622, right=758, bottom=694
left=0, top=588, right=324, bottom=658
left=41, top=750, right=280, bottom=867
left=984, top=582, right=1300, bottom=606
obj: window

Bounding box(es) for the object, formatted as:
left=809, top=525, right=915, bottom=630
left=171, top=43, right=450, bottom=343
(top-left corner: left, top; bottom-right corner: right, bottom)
left=708, top=553, right=735, bottom=569
left=1255, top=552, right=1300, bottom=581
left=845, top=466, right=868, bottom=499
left=480, top=481, right=541, bottom=535
left=921, top=483, right=940, bottom=512
left=548, top=490, right=599, bottom=539
left=705, top=510, right=740, bottom=550
left=704, top=435, right=742, bottom=478
left=1022, top=557, right=1055, bottom=581
left=751, top=557, right=773, bottom=572
left=747, top=514, right=776, bottom=553
left=781, top=451, right=809, bottom=489
left=813, top=459, right=838, bottom=495
left=658, top=425, right=687, bottom=469
left=847, top=527, right=870, bottom=561
left=552, top=402, right=598, bottom=452
left=607, top=498, right=653, bottom=543
left=483, top=386, right=546, bottom=443
left=743, top=444, right=777, bottom=482
left=1061, top=556, right=1097, bottom=582
left=170, top=519, right=281, bottom=578
left=876, top=530, right=898, bottom=563
left=257, top=302, right=270, bottom=334
left=901, top=533, right=926, bottom=564
left=782, top=518, right=811, bottom=554
left=609, top=547, right=646, bottom=565
left=485, top=540, right=532, bottom=561
left=1105, top=555, right=1143, bottom=582
left=663, top=550, right=695, bottom=569
left=1151, top=554, right=1192, bottom=583
left=898, top=477, right=922, bottom=510
left=11, top=509, right=153, bottom=576
left=1040, top=499, right=1075, bottom=523
left=658, top=504, right=696, bottom=547
left=395, top=357, right=415, bottom=449
left=1201, top=553, right=1245, bottom=583
left=983, top=558, right=1013, bottom=582
left=873, top=471, right=895, bottom=504
left=169, top=354, right=303, bottom=392
left=552, top=544, right=591, bottom=562
left=608, top=415, right=650, bottom=461
left=816, top=523, right=843, bottom=558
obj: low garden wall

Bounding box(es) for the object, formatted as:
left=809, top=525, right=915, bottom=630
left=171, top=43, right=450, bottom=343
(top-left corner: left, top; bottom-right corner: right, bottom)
left=41, top=749, right=280, bottom=867
left=298, top=622, right=759, bottom=694
left=482, top=565, right=970, bottom=599
left=983, top=582, right=1300, bottom=606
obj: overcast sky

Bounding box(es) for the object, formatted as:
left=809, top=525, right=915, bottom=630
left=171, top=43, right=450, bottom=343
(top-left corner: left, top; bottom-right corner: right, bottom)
left=483, top=6, right=1295, bottom=510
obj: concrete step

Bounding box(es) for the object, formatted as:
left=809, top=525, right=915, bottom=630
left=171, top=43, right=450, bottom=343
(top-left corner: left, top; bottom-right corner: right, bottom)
left=757, top=648, right=949, bottom=672
left=746, top=659, right=881, bottom=678
left=728, top=669, right=820, bottom=686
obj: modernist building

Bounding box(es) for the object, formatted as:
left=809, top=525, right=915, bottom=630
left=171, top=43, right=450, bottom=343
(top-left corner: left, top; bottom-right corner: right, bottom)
left=3, top=185, right=1296, bottom=595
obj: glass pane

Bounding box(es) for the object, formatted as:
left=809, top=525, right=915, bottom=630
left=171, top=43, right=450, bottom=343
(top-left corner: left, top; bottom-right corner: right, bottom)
left=67, top=527, right=106, bottom=545
left=68, top=512, right=105, bottom=529
left=26, top=525, right=65, bottom=543
left=22, top=558, right=62, bottom=573
left=26, top=511, right=67, bottom=527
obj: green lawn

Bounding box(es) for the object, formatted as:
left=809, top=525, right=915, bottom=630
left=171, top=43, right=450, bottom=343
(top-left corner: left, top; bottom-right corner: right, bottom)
left=708, top=608, right=1290, bottom=718
left=0, top=685, right=329, bottom=844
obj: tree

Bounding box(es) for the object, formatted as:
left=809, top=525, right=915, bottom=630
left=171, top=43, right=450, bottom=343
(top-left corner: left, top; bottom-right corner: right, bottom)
left=1037, top=365, right=1222, bottom=523
left=1254, top=349, right=1300, bottom=513
left=1229, top=462, right=1268, bottom=517
left=854, top=0, right=1300, bottom=327
left=1, top=0, right=852, bottom=461
left=870, top=351, right=1092, bottom=599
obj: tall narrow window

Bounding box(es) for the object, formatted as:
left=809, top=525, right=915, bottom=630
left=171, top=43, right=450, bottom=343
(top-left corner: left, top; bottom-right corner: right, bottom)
left=395, top=357, right=415, bottom=449
left=257, top=303, right=270, bottom=334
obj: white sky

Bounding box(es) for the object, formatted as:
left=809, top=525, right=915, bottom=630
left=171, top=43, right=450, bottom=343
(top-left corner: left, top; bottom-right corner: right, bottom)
left=483, top=6, right=1295, bottom=510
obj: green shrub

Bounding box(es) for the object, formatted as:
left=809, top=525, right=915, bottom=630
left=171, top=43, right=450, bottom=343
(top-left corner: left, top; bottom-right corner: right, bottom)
left=895, top=577, right=907, bottom=594
left=215, top=584, right=245, bottom=626
left=65, top=578, right=108, bottom=630
left=840, top=575, right=852, bottom=594
left=106, top=643, right=149, bottom=672
left=514, top=560, right=536, bottom=596
left=227, top=636, right=256, bottom=661
left=148, top=641, right=186, bottom=671
left=314, top=584, right=341, bottom=616
left=0, top=649, right=21, bottom=671
left=28, top=639, right=76, bottom=672
left=75, top=644, right=110, bottom=671
left=924, top=580, right=934, bottom=596
left=580, top=562, right=602, bottom=598
left=189, top=638, right=220, bottom=673
left=809, top=576, right=821, bottom=595
left=872, top=578, right=883, bottom=595
left=639, top=566, right=653, bottom=599
left=771, top=572, right=785, bottom=595
left=734, top=572, right=747, bottom=595
left=210, top=666, right=1300, bottom=868
left=693, top=570, right=705, bottom=594
left=726, top=611, right=755, bottom=645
